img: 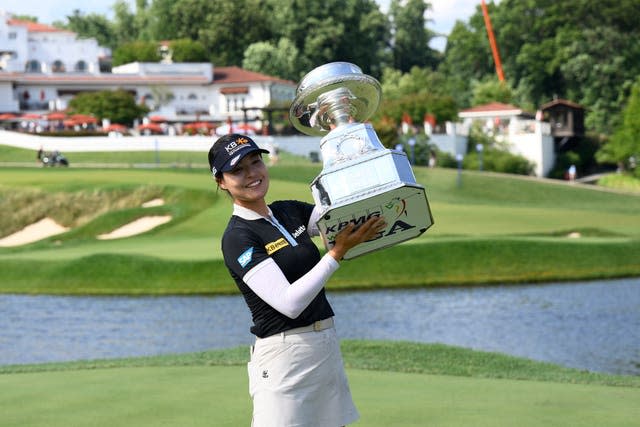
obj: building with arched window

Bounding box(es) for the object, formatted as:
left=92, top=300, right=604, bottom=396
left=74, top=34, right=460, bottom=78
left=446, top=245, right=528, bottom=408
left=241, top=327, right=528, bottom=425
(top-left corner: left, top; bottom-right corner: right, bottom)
left=51, top=60, right=66, bottom=73
left=75, top=60, right=88, bottom=72
left=25, top=60, right=41, bottom=73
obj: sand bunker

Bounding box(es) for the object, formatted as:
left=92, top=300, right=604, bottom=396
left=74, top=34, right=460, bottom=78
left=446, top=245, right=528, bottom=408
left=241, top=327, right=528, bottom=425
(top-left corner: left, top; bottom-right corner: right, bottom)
left=0, top=211, right=173, bottom=246
left=142, top=198, right=165, bottom=208
left=0, top=218, right=70, bottom=247
left=97, top=215, right=172, bottom=240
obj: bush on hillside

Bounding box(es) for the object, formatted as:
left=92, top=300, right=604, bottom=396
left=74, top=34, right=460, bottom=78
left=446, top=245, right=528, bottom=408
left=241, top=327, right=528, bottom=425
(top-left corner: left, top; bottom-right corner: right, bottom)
left=463, top=148, right=535, bottom=175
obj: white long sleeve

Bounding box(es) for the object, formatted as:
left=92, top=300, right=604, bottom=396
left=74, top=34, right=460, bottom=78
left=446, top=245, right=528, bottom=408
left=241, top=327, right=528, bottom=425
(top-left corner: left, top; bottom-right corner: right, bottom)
left=242, top=253, right=339, bottom=318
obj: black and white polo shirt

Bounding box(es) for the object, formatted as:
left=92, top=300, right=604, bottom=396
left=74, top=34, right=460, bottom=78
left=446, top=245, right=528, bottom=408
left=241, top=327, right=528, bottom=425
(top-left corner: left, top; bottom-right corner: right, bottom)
left=221, top=200, right=334, bottom=338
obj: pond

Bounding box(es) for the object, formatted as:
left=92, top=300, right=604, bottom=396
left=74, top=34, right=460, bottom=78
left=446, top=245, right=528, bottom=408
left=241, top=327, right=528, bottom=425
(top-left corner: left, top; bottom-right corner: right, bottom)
left=1, top=278, right=638, bottom=375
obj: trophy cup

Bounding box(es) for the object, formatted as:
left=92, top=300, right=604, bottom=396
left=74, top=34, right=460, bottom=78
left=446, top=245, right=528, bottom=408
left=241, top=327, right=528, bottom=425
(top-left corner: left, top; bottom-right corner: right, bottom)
left=290, top=62, right=433, bottom=259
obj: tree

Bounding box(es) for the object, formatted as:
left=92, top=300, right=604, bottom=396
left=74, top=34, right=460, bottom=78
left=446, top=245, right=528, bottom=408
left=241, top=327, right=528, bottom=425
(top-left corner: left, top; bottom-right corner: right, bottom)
left=375, top=92, right=457, bottom=126
left=195, top=0, right=272, bottom=66
left=63, top=10, right=118, bottom=49
left=68, top=90, right=148, bottom=125
left=168, top=0, right=216, bottom=42
left=378, top=66, right=458, bottom=124
left=381, top=66, right=450, bottom=100
left=559, top=26, right=637, bottom=135
left=112, top=0, right=139, bottom=45
left=242, top=38, right=300, bottom=81
left=489, top=0, right=640, bottom=135
left=147, top=0, right=180, bottom=41
left=437, top=19, right=493, bottom=108
left=264, top=0, right=390, bottom=78
left=133, top=0, right=154, bottom=42
left=597, top=78, right=640, bottom=176
left=389, top=0, right=440, bottom=73
left=112, top=41, right=161, bottom=66
left=169, top=39, right=208, bottom=63
left=471, top=78, right=513, bottom=106
left=438, top=0, right=640, bottom=137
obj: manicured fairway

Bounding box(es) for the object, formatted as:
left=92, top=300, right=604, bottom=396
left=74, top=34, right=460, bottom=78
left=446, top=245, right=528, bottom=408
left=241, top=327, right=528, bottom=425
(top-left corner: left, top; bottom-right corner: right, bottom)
left=2, top=365, right=639, bottom=427
left=1, top=164, right=640, bottom=294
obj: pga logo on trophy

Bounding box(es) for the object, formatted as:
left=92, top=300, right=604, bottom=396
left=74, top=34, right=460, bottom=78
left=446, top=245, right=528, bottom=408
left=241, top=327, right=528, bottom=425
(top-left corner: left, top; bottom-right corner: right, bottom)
left=290, top=62, right=434, bottom=259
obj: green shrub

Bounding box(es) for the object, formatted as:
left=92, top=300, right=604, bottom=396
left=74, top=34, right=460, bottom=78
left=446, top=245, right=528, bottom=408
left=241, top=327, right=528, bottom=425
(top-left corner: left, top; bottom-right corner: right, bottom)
left=463, top=148, right=534, bottom=175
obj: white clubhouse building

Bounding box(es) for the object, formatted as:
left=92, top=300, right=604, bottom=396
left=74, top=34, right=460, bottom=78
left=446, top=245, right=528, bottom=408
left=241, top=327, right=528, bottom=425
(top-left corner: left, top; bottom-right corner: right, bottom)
left=0, top=10, right=296, bottom=124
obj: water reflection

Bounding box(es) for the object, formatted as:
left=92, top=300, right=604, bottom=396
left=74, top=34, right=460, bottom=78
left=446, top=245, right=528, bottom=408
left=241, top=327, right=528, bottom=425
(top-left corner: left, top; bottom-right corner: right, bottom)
left=0, top=295, right=253, bottom=365
left=329, top=281, right=640, bottom=375
left=1, top=279, right=638, bottom=375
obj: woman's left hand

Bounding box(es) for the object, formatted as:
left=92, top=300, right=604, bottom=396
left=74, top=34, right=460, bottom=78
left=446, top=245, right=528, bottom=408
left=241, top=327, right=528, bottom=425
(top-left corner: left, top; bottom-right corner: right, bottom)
left=328, top=216, right=387, bottom=261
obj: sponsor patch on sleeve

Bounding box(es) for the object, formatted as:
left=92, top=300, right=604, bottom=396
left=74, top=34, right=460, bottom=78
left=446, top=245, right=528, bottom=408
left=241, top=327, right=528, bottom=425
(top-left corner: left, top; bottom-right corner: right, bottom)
left=265, top=238, right=289, bottom=255
left=237, top=247, right=254, bottom=268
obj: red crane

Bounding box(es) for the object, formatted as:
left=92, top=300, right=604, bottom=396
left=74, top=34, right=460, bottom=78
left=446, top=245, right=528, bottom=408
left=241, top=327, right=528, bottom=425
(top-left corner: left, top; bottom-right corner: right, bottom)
left=481, top=0, right=505, bottom=82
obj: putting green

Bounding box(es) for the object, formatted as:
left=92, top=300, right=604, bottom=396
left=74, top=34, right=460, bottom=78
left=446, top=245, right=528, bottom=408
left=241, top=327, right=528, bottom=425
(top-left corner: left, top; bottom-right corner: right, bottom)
left=1, top=366, right=638, bottom=427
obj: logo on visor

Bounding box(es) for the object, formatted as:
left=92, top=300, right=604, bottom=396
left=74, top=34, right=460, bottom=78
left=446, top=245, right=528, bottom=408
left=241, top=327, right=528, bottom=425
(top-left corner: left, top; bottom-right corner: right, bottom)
left=229, top=154, right=242, bottom=167
left=237, top=247, right=254, bottom=267
left=225, top=137, right=251, bottom=156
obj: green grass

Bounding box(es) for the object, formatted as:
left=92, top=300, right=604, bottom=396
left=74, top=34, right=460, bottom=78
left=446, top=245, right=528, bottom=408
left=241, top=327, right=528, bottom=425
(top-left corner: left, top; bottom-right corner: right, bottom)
left=1, top=341, right=639, bottom=427
left=1, top=154, right=640, bottom=294
left=0, top=143, right=312, bottom=167
left=2, top=238, right=640, bottom=295
left=2, top=147, right=640, bottom=425
left=0, top=142, right=207, bottom=166
left=598, top=172, right=640, bottom=192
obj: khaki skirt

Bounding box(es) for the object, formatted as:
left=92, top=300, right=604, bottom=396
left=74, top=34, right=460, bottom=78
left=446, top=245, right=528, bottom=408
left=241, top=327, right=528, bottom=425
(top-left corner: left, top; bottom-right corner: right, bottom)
left=248, top=324, right=359, bottom=427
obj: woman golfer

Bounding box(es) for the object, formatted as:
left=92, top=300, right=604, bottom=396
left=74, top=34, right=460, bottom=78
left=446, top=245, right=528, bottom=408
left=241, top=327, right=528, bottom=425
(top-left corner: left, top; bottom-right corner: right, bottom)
left=209, top=134, right=385, bottom=426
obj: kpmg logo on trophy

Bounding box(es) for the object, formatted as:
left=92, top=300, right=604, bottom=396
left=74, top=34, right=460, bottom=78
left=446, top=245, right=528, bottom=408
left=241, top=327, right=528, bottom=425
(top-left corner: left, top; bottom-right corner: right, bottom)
left=290, top=62, right=433, bottom=259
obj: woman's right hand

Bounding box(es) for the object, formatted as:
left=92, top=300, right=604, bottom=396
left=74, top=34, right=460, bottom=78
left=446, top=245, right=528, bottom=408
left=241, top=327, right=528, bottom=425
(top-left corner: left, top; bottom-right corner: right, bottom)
left=328, top=216, right=387, bottom=261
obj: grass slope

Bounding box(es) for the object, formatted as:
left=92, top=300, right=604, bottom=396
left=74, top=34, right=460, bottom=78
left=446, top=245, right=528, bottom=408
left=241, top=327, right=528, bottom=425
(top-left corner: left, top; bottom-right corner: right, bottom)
left=1, top=342, right=639, bottom=427
left=2, top=238, right=640, bottom=295
left=1, top=161, right=640, bottom=295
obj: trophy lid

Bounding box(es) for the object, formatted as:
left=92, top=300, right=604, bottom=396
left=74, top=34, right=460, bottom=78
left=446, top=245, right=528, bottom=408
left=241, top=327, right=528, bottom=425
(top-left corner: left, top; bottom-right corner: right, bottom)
left=290, top=62, right=381, bottom=137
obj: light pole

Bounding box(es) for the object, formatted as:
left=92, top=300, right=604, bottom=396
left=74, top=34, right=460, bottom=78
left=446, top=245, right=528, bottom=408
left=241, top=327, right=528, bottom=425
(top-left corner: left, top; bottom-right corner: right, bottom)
left=456, top=153, right=463, bottom=187
left=408, top=137, right=416, bottom=165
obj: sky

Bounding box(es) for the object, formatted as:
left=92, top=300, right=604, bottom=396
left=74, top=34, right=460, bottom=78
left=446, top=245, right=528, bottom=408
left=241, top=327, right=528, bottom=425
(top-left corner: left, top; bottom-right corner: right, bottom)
left=1, top=0, right=482, bottom=51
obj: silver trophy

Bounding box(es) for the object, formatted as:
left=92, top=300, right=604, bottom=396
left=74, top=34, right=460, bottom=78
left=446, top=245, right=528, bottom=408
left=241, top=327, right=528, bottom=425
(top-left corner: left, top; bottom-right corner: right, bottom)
left=290, top=62, right=433, bottom=259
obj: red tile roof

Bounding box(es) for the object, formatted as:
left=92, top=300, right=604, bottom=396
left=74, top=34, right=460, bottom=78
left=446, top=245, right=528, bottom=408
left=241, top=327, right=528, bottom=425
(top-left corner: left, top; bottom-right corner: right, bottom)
left=460, top=102, right=521, bottom=113
left=8, top=18, right=71, bottom=34
left=214, top=66, right=294, bottom=86
left=540, top=98, right=584, bottom=110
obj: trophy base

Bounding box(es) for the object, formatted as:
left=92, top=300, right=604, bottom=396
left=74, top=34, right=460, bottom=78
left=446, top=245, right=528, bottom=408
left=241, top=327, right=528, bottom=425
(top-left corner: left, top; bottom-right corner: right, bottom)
left=315, top=184, right=433, bottom=260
